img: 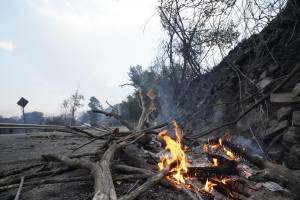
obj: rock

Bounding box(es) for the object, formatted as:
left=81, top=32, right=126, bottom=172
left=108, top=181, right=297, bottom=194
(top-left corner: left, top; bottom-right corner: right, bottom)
left=268, top=144, right=285, bottom=161
left=257, top=77, right=273, bottom=90
left=290, top=144, right=300, bottom=157
left=283, top=153, right=300, bottom=169
left=282, top=126, right=300, bottom=148
left=270, top=93, right=300, bottom=103
left=276, top=107, right=292, bottom=121
left=292, top=83, right=300, bottom=97
left=264, top=120, right=289, bottom=140
left=292, top=111, right=300, bottom=126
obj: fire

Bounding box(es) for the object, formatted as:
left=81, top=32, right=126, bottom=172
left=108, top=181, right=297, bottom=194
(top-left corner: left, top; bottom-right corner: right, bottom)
left=220, top=177, right=230, bottom=184
left=204, top=179, right=217, bottom=192
left=158, top=124, right=238, bottom=197
left=158, top=121, right=188, bottom=184
left=223, top=147, right=236, bottom=159
left=218, top=138, right=223, bottom=146
left=213, top=158, right=218, bottom=167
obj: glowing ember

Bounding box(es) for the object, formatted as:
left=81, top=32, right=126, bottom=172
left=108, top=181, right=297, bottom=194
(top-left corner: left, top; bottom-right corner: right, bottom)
left=158, top=121, right=188, bottom=184
left=211, top=144, right=219, bottom=151
left=203, top=144, right=208, bottom=152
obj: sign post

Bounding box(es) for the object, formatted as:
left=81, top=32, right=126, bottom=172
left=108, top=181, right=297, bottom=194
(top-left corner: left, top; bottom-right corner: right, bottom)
left=17, top=97, right=29, bottom=124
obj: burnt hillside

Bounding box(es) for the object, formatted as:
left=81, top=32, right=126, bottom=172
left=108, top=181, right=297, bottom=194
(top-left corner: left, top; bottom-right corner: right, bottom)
left=184, top=0, right=300, bottom=167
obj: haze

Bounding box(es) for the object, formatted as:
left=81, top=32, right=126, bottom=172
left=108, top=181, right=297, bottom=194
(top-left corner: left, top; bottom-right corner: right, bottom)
left=0, top=0, right=162, bottom=117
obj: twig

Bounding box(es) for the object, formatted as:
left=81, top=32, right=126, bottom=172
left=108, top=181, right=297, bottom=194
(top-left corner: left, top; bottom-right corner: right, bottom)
left=14, top=177, right=24, bottom=200
left=247, top=122, right=268, bottom=160
left=126, top=180, right=140, bottom=194
left=72, top=138, right=99, bottom=153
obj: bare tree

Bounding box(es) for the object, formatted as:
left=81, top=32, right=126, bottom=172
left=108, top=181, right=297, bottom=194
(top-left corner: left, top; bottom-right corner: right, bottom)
left=157, top=0, right=287, bottom=84
left=62, top=90, right=85, bottom=125
left=61, top=99, right=70, bottom=125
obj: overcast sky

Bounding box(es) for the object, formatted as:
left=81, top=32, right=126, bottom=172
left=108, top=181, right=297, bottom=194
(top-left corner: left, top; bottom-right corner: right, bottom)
left=0, top=0, right=162, bottom=117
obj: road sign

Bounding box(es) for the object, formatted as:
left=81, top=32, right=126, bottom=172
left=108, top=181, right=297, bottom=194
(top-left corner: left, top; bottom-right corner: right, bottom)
left=17, top=97, right=29, bottom=108
left=17, top=97, right=29, bottom=124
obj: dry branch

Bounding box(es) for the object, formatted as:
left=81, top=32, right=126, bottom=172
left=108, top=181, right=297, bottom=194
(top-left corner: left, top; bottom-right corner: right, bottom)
left=119, top=161, right=176, bottom=200
left=0, top=167, right=71, bottom=187
left=0, top=163, right=43, bottom=179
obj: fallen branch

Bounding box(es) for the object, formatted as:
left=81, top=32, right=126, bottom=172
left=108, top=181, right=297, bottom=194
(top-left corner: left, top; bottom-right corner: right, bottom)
left=0, top=163, right=43, bottom=179
left=0, top=174, right=151, bottom=192
left=119, top=161, right=176, bottom=200
left=0, top=167, right=71, bottom=187
left=43, top=142, right=118, bottom=200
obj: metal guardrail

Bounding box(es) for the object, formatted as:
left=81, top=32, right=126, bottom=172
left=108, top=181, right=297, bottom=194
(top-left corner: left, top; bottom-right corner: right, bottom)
left=0, top=123, right=89, bottom=132
left=0, top=123, right=68, bottom=129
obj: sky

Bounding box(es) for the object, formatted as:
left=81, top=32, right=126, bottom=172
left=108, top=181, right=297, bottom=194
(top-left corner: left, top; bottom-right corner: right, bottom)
left=0, top=0, right=162, bottom=117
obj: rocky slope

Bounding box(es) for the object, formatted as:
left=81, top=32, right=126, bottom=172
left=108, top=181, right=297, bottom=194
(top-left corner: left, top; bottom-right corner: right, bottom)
left=184, top=0, right=300, bottom=169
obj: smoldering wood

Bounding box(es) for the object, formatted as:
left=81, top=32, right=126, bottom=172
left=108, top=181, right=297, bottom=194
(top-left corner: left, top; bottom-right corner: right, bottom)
left=208, top=138, right=265, bottom=168
left=187, top=162, right=239, bottom=178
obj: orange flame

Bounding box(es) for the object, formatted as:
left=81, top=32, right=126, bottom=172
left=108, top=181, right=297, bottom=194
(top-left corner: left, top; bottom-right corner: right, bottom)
left=158, top=121, right=188, bottom=184
left=204, top=179, right=217, bottom=192
left=223, top=147, right=236, bottom=159
left=213, top=158, right=218, bottom=167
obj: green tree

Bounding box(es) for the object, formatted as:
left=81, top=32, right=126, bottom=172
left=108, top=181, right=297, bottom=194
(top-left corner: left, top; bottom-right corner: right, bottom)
left=119, top=94, right=142, bottom=122
left=87, top=96, right=102, bottom=126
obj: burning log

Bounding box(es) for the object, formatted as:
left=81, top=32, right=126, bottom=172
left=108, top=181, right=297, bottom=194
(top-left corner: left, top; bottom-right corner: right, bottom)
left=208, top=138, right=264, bottom=168
left=206, top=136, right=300, bottom=196
left=187, top=163, right=239, bottom=178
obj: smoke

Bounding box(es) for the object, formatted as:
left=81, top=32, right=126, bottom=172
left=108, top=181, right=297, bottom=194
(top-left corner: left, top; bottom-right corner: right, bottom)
left=155, top=79, right=178, bottom=122
left=231, top=134, right=263, bottom=156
